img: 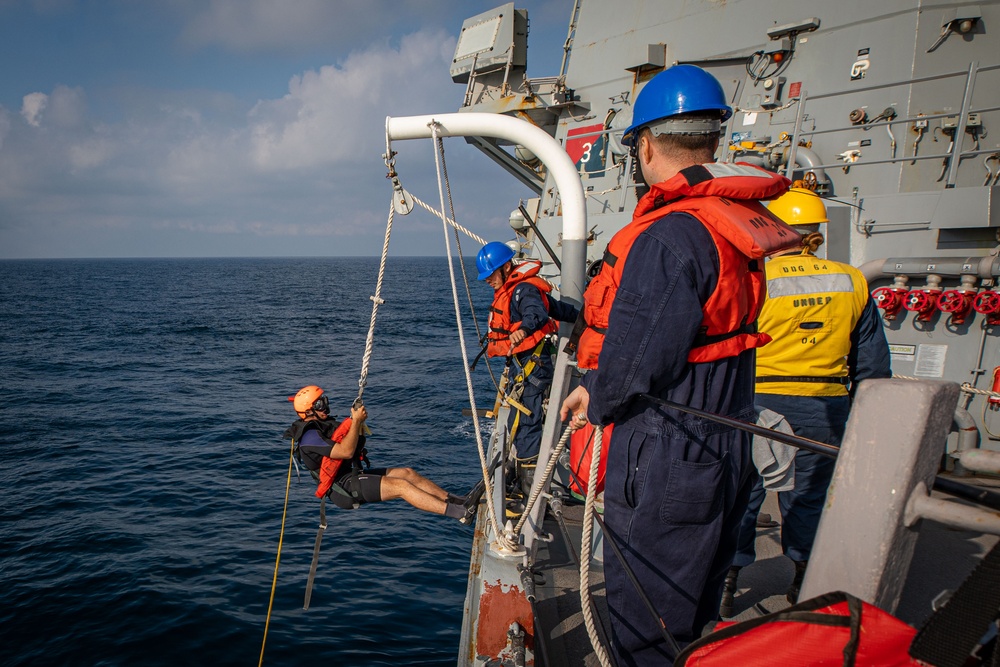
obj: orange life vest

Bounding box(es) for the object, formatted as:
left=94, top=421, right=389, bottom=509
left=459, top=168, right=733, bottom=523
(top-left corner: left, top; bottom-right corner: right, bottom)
left=487, top=260, right=560, bottom=357
left=576, top=163, right=799, bottom=370
left=314, top=418, right=355, bottom=498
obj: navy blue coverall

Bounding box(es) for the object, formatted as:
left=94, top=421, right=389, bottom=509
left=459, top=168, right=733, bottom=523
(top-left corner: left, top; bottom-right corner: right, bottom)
left=583, top=212, right=757, bottom=665
left=506, top=282, right=578, bottom=460
left=734, top=298, right=891, bottom=567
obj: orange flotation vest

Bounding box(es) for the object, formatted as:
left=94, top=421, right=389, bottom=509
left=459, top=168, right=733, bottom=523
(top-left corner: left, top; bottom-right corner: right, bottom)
left=313, top=418, right=355, bottom=498
left=576, top=163, right=799, bottom=370
left=487, top=260, right=560, bottom=357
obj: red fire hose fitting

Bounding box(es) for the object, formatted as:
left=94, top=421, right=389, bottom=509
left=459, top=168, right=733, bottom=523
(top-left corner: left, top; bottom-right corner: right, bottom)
left=903, top=289, right=940, bottom=322
left=871, top=286, right=907, bottom=320
left=973, top=290, right=1000, bottom=325
left=936, top=289, right=976, bottom=325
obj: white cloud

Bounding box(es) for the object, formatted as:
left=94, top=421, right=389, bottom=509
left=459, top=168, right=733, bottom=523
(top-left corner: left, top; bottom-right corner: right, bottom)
left=0, top=24, right=531, bottom=258
left=21, top=92, right=47, bottom=126
left=180, top=0, right=352, bottom=52
left=175, top=0, right=464, bottom=54
left=19, top=86, right=86, bottom=129
left=244, top=30, right=455, bottom=171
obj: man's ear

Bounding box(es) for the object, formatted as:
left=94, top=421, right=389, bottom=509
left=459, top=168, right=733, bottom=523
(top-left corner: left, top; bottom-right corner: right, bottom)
left=639, top=133, right=655, bottom=168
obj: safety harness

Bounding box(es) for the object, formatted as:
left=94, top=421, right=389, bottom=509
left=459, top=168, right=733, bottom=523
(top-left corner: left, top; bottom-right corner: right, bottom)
left=506, top=338, right=552, bottom=460
left=283, top=416, right=371, bottom=609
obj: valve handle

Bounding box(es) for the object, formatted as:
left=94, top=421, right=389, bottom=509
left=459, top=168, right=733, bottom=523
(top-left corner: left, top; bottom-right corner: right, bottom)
left=903, top=289, right=933, bottom=312
left=936, top=290, right=967, bottom=313
left=872, top=286, right=902, bottom=309
left=973, top=290, right=1000, bottom=314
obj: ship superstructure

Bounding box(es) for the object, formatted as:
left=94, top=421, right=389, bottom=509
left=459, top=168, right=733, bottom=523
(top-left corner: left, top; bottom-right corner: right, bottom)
left=390, top=2, right=1000, bottom=664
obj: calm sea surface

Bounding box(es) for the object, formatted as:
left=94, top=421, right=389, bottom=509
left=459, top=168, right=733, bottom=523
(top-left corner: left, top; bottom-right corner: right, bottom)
left=0, top=257, right=498, bottom=666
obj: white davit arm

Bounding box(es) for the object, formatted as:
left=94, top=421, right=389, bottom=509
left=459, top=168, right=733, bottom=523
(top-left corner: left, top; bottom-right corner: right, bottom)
left=385, top=114, right=588, bottom=284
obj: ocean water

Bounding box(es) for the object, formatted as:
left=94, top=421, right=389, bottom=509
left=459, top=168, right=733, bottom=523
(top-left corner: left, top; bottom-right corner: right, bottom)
left=0, top=257, right=498, bottom=666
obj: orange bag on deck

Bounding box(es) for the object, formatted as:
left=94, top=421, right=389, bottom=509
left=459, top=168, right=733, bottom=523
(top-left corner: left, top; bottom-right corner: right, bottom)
left=676, top=592, right=926, bottom=667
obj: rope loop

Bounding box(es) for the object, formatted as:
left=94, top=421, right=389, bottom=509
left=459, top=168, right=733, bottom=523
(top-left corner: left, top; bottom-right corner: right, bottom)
left=580, top=425, right=614, bottom=667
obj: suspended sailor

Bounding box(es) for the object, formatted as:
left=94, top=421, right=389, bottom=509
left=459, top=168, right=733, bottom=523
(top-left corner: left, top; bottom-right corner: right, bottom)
left=285, top=385, right=484, bottom=523
left=720, top=187, right=891, bottom=617
left=477, top=241, right=579, bottom=470
left=559, top=64, right=799, bottom=664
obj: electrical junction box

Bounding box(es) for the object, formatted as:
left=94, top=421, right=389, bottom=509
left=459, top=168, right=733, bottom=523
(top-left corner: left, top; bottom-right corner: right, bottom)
left=451, top=3, right=527, bottom=84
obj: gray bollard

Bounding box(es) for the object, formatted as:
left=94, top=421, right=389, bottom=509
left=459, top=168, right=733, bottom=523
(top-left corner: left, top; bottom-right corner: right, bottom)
left=799, top=378, right=960, bottom=612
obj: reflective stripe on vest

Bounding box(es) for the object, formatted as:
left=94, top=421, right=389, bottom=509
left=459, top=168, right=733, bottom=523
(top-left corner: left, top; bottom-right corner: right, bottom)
left=767, top=273, right=856, bottom=298
left=575, top=163, right=798, bottom=369
left=756, top=253, right=870, bottom=397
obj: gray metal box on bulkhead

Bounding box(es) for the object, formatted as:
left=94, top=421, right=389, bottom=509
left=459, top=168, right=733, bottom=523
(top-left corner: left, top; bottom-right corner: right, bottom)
left=450, top=3, right=528, bottom=83
left=861, top=187, right=1000, bottom=230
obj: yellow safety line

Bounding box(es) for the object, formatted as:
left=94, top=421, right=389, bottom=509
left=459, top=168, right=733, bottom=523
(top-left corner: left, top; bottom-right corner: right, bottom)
left=258, top=438, right=296, bottom=666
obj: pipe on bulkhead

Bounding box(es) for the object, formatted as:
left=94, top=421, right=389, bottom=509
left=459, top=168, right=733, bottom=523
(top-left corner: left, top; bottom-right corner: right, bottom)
left=951, top=407, right=981, bottom=477
left=730, top=146, right=829, bottom=187
left=788, top=146, right=829, bottom=187
left=860, top=256, right=1000, bottom=285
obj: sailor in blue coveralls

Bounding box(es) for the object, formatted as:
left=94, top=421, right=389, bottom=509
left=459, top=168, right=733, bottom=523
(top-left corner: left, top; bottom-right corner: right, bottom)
left=477, top=241, right=579, bottom=466
left=720, top=188, right=891, bottom=616
left=561, top=65, right=794, bottom=665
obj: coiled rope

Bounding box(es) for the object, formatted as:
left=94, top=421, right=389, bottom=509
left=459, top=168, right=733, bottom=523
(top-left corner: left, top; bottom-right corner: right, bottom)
left=579, top=424, right=614, bottom=667
left=429, top=121, right=508, bottom=546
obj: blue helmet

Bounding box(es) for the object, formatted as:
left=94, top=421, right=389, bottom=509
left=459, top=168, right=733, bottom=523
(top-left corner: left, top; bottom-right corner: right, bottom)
left=476, top=242, right=515, bottom=280
left=622, top=65, right=733, bottom=147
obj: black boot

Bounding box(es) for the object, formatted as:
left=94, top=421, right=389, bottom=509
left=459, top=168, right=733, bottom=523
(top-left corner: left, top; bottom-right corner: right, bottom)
left=720, top=566, right=741, bottom=618
left=459, top=478, right=487, bottom=525
left=787, top=559, right=808, bottom=604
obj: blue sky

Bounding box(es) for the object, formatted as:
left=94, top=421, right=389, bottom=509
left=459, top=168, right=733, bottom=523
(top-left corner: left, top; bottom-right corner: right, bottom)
left=0, top=0, right=570, bottom=258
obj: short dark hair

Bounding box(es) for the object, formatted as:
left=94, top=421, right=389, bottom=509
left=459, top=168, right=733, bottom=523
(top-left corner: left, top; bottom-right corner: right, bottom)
left=639, top=111, right=720, bottom=156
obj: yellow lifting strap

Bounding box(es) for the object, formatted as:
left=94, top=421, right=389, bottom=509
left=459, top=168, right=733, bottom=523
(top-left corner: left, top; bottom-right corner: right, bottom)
left=507, top=339, right=548, bottom=444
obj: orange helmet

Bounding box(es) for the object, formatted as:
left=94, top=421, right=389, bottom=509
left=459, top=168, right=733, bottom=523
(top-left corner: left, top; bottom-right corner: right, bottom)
left=290, top=385, right=328, bottom=417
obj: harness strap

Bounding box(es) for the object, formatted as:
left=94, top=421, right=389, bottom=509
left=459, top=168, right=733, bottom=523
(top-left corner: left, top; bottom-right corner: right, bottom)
left=302, top=496, right=328, bottom=610
left=757, top=376, right=851, bottom=385
left=691, top=317, right=758, bottom=349
left=563, top=309, right=589, bottom=355
left=515, top=339, right=548, bottom=383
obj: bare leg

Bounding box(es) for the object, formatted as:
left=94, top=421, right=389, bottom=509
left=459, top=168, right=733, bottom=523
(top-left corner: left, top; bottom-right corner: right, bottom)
left=385, top=467, right=451, bottom=502
left=379, top=475, right=448, bottom=515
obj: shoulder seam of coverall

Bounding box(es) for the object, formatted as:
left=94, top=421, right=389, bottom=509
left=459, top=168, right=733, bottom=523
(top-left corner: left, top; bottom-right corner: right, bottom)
left=613, top=227, right=703, bottom=413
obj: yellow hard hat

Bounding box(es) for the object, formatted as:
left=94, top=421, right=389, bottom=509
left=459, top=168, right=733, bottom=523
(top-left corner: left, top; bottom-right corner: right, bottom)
left=767, top=187, right=829, bottom=225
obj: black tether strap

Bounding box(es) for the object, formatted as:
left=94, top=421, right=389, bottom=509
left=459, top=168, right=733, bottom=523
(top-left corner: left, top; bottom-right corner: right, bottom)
left=756, top=375, right=850, bottom=385
left=639, top=392, right=840, bottom=458
left=302, top=496, right=327, bottom=610
left=638, top=393, right=1000, bottom=512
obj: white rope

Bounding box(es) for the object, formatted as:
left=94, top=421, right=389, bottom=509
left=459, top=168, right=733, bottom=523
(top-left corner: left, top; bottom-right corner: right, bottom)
left=355, top=200, right=395, bottom=404
left=513, top=426, right=572, bottom=535
left=408, top=192, right=489, bottom=246
left=429, top=121, right=508, bottom=546
left=580, top=425, right=613, bottom=667
left=893, top=373, right=1000, bottom=400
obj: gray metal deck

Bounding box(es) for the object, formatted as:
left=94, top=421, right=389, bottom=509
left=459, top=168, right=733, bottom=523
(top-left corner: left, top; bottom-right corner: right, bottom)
left=532, top=482, right=997, bottom=665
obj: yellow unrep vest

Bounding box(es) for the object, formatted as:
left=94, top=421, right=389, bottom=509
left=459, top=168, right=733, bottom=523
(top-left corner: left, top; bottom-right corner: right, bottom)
left=756, top=252, right=870, bottom=397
